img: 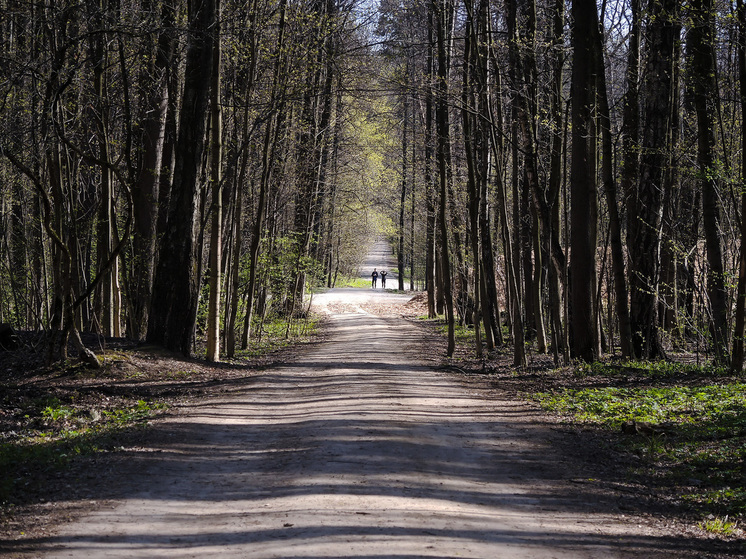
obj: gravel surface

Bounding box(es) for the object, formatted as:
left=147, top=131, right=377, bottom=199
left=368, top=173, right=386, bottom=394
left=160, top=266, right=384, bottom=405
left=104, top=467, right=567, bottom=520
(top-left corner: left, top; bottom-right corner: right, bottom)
left=30, top=291, right=683, bottom=557
left=5, top=241, right=736, bottom=558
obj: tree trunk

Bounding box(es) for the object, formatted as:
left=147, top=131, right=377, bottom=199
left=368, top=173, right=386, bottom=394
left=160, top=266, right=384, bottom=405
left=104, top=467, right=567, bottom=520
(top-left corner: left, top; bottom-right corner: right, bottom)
left=593, top=9, right=633, bottom=358
left=399, top=79, right=408, bottom=291
left=732, top=0, right=746, bottom=371
left=485, top=12, right=520, bottom=358
left=434, top=0, right=455, bottom=356
left=462, top=0, right=483, bottom=356
left=688, top=0, right=729, bottom=365
left=206, top=0, right=223, bottom=362
left=570, top=0, right=599, bottom=361
left=148, top=0, right=215, bottom=355
left=628, top=0, right=678, bottom=360
left=424, top=8, right=437, bottom=318
left=129, top=0, right=175, bottom=341
left=89, top=5, right=118, bottom=338
left=242, top=0, right=288, bottom=349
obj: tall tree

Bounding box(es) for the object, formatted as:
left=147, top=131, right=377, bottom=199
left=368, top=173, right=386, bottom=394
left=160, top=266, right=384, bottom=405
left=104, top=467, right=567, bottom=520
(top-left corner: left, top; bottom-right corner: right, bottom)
left=424, top=4, right=438, bottom=319
left=570, top=0, right=599, bottom=361
left=399, top=64, right=409, bottom=291
left=595, top=1, right=633, bottom=358
left=206, top=0, right=223, bottom=362
left=148, top=0, right=215, bottom=355
left=628, top=0, right=679, bottom=359
left=434, top=0, right=455, bottom=356
left=688, top=0, right=729, bottom=365
left=129, top=0, right=177, bottom=341
left=732, top=0, right=746, bottom=371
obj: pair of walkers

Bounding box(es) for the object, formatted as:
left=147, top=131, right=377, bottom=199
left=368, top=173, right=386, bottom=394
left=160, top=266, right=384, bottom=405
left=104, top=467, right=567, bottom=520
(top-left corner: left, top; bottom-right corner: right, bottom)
left=371, top=269, right=387, bottom=288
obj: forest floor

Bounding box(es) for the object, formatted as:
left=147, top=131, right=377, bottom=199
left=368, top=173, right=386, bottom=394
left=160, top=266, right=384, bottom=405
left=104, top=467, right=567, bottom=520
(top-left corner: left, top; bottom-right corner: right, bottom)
left=0, top=246, right=744, bottom=557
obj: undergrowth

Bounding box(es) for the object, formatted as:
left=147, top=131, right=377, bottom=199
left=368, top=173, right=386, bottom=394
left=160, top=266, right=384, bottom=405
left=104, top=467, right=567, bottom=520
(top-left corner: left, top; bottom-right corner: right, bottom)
left=529, top=361, right=746, bottom=526
left=337, top=276, right=371, bottom=288
left=1, top=315, right=318, bottom=513
left=0, top=398, right=166, bottom=506
left=232, top=315, right=319, bottom=359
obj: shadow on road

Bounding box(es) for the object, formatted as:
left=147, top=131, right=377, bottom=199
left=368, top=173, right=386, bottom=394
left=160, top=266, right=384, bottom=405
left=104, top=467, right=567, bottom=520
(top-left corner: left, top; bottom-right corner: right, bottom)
left=6, top=291, right=737, bottom=558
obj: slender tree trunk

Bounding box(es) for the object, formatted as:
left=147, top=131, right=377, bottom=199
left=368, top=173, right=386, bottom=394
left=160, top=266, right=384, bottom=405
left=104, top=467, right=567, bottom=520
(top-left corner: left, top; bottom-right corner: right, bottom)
left=504, top=0, right=526, bottom=365
left=206, top=0, right=223, bottom=362
left=225, top=167, right=243, bottom=357
left=628, top=0, right=678, bottom=360
left=242, top=0, right=288, bottom=349
left=688, top=0, right=729, bottom=365
left=90, top=4, right=117, bottom=337
left=225, top=3, right=259, bottom=356
left=545, top=0, right=566, bottom=362
left=517, top=0, right=547, bottom=352
left=435, top=0, right=455, bottom=356
left=410, top=94, right=416, bottom=292
left=486, top=13, right=521, bottom=357
left=399, top=78, right=408, bottom=291
left=424, top=8, right=437, bottom=318
left=462, top=0, right=483, bottom=356
left=129, top=0, right=175, bottom=341
left=732, top=0, right=746, bottom=371
left=288, top=0, right=336, bottom=316
left=593, top=10, right=633, bottom=358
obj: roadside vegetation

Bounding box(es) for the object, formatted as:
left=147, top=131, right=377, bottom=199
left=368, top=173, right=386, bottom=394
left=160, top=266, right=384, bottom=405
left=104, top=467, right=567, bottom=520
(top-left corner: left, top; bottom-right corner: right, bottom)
left=336, top=276, right=371, bottom=289
left=0, top=316, right=318, bottom=528
left=0, top=395, right=166, bottom=508
left=424, top=316, right=745, bottom=539
left=530, top=363, right=745, bottom=527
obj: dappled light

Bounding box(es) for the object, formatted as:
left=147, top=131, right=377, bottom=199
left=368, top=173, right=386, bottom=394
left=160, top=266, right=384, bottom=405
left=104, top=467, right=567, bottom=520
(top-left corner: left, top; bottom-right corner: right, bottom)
left=6, top=263, right=720, bottom=558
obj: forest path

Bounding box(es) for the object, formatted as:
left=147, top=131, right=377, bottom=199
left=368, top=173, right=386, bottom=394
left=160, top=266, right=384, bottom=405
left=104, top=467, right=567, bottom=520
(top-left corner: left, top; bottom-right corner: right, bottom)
left=40, top=242, right=677, bottom=558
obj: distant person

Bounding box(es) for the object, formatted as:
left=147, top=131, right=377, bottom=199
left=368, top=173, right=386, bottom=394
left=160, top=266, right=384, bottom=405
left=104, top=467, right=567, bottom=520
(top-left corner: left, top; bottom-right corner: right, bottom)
left=380, top=270, right=387, bottom=288
left=371, top=268, right=378, bottom=288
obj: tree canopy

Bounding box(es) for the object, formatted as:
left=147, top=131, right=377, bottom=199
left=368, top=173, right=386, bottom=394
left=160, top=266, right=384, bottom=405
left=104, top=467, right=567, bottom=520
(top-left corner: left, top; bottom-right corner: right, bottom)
left=2, top=0, right=745, bottom=371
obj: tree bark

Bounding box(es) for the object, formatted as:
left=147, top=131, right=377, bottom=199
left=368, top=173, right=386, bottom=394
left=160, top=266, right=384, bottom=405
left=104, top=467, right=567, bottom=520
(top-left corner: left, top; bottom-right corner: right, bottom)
left=434, top=0, right=455, bottom=356
left=732, top=0, right=746, bottom=371
left=628, top=0, right=678, bottom=360
left=570, top=0, right=599, bottom=362
left=129, top=0, right=175, bottom=341
left=242, top=0, right=288, bottom=349
left=206, top=0, right=223, bottom=362
left=399, top=76, right=408, bottom=291
left=148, top=0, right=215, bottom=355
left=593, top=9, right=633, bottom=358
left=424, top=7, right=437, bottom=318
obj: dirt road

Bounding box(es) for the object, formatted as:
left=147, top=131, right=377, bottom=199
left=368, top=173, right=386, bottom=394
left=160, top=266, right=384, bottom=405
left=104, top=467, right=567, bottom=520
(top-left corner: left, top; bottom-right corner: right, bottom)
left=33, top=245, right=691, bottom=558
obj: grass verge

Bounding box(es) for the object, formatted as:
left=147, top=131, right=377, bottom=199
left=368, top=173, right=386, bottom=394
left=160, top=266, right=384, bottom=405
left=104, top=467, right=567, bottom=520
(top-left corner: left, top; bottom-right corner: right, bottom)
left=528, top=361, right=746, bottom=525
left=0, top=398, right=167, bottom=508
left=0, top=315, right=319, bottom=516
left=335, top=276, right=371, bottom=288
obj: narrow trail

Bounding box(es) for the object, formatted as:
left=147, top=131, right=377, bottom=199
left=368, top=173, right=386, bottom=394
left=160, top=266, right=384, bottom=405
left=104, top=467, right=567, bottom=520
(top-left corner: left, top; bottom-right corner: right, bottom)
left=36, top=242, right=683, bottom=558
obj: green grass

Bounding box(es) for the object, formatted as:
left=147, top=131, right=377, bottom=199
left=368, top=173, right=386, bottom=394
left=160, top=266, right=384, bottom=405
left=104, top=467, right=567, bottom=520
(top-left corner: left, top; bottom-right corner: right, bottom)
left=532, top=383, right=746, bottom=430
left=435, top=321, right=477, bottom=344
left=232, top=315, right=319, bottom=359
left=336, top=276, right=371, bottom=288
left=699, top=515, right=739, bottom=536
left=0, top=399, right=166, bottom=506
left=2, top=315, right=320, bottom=516
left=529, top=362, right=746, bottom=521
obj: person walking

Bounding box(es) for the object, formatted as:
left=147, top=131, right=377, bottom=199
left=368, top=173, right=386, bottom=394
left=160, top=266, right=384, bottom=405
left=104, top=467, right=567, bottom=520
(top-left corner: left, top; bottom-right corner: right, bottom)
left=371, top=268, right=378, bottom=288
left=380, top=270, right=387, bottom=288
